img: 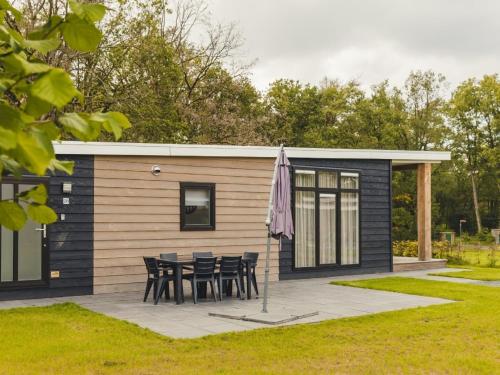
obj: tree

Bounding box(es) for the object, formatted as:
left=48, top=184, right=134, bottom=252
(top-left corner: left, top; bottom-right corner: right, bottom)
left=401, top=70, right=448, bottom=151
left=448, top=75, right=500, bottom=233
left=0, top=0, right=130, bottom=230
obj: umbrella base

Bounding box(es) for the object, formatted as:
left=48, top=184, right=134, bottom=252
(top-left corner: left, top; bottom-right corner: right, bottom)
left=208, top=310, right=318, bottom=325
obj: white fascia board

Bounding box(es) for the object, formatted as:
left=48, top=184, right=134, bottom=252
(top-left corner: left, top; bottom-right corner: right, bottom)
left=53, top=141, right=451, bottom=164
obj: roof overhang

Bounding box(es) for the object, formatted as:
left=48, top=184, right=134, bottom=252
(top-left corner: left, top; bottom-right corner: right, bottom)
left=53, top=141, right=451, bottom=166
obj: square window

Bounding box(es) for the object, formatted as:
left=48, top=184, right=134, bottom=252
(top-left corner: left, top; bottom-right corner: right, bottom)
left=318, top=171, right=337, bottom=188
left=340, top=172, right=359, bottom=189
left=180, top=183, right=215, bottom=230
left=295, top=170, right=315, bottom=187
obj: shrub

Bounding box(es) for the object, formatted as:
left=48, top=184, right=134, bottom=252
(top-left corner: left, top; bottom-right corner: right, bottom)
left=392, top=240, right=450, bottom=258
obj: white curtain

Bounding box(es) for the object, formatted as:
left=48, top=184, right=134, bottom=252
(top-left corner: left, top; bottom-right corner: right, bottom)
left=295, top=170, right=315, bottom=187
left=341, top=192, right=359, bottom=265
left=341, top=172, right=359, bottom=189
left=318, top=171, right=337, bottom=188
left=319, top=194, right=336, bottom=264
left=295, top=190, right=315, bottom=267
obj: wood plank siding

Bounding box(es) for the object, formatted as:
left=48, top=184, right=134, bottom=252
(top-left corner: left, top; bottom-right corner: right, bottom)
left=93, top=156, right=278, bottom=294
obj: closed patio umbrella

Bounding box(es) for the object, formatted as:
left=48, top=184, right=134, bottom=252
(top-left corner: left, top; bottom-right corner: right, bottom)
left=262, top=145, right=294, bottom=313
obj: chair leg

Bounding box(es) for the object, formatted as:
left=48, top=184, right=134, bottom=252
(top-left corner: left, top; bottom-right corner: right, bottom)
left=153, top=279, right=158, bottom=301
left=235, top=277, right=244, bottom=300
left=143, top=279, right=153, bottom=302
left=155, top=278, right=168, bottom=305
left=192, top=279, right=198, bottom=304
left=165, top=280, right=170, bottom=300
left=218, top=275, right=223, bottom=301
left=252, top=271, right=259, bottom=296
left=209, top=279, right=217, bottom=302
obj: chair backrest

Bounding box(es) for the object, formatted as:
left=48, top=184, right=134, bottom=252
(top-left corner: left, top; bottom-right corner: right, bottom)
left=143, top=257, right=159, bottom=276
left=193, top=251, right=213, bottom=259
left=160, top=252, right=178, bottom=261
left=193, top=257, right=217, bottom=276
left=243, top=252, right=259, bottom=267
left=220, top=256, right=242, bottom=274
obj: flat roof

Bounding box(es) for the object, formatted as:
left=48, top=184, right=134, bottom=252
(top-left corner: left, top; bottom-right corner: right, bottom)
left=53, top=141, right=451, bottom=166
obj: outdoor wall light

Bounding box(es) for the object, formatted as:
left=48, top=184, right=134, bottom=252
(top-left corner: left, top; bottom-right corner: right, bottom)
left=62, top=182, right=72, bottom=194
left=151, top=165, right=161, bottom=176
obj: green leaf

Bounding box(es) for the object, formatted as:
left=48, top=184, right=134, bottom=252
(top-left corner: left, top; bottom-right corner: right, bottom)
left=62, top=14, right=102, bottom=52
left=32, top=121, right=60, bottom=140
left=89, top=111, right=131, bottom=140
left=49, top=159, right=74, bottom=175
left=0, top=127, right=16, bottom=149
left=16, top=128, right=54, bottom=175
left=0, top=154, right=21, bottom=176
left=0, top=78, right=15, bottom=91
left=0, top=0, right=21, bottom=20
left=59, top=112, right=100, bottom=141
left=1, top=53, right=51, bottom=75
left=0, top=103, right=31, bottom=131
left=24, top=38, right=61, bottom=54
left=69, top=0, right=106, bottom=22
left=28, top=15, right=63, bottom=41
left=24, top=94, right=53, bottom=117
left=27, top=204, right=57, bottom=224
left=30, top=68, right=79, bottom=108
left=18, top=184, right=47, bottom=204
left=0, top=200, right=27, bottom=230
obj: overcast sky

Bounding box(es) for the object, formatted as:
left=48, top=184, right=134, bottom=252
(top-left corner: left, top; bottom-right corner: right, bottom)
left=209, top=0, right=499, bottom=93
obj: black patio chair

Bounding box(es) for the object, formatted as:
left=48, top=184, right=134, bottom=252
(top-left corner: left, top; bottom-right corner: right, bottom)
left=184, top=257, right=218, bottom=304
left=142, top=257, right=175, bottom=305
left=192, top=251, right=214, bottom=259
left=157, top=253, right=178, bottom=299
left=243, top=251, right=259, bottom=296
left=216, top=256, right=244, bottom=301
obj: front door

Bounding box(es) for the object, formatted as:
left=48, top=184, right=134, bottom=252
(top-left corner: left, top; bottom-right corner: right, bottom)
left=0, top=179, right=49, bottom=288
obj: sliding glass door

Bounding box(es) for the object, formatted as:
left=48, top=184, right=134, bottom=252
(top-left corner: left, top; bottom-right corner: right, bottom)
left=294, top=168, right=360, bottom=269
left=1, top=179, right=48, bottom=287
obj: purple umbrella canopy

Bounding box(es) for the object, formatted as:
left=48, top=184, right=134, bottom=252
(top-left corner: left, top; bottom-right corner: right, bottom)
left=270, top=149, right=294, bottom=240
left=262, top=146, right=294, bottom=313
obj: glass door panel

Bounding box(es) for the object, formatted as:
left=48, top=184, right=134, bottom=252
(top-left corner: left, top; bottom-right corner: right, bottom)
left=295, top=190, right=316, bottom=267
left=319, top=193, right=336, bottom=264
left=17, top=184, right=43, bottom=281
left=1, top=181, right=47, bottom=286
left=1, top=184, right=14, bottom=282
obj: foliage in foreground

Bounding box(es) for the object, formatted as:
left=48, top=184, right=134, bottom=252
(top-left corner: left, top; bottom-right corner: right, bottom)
left=0, top=278, right=499, bottom=374
left=0, top=0, right=130, bottom=231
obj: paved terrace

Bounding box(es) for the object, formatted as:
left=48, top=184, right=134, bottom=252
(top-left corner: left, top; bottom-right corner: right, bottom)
left=0, top=269, right=461, bottom=338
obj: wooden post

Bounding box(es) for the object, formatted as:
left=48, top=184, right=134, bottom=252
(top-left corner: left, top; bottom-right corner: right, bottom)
left=417, top=163, right=432, bottom=261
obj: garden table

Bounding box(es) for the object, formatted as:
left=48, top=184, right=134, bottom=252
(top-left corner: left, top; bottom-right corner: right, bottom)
left=157, top=256, right=254, bottom=305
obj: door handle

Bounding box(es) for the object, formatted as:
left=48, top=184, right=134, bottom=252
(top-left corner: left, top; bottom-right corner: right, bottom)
left=35, top=224, right=47, bottom=238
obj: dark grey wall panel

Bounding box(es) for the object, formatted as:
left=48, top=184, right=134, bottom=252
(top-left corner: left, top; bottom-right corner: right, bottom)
left=0, top=155, right=94, bottom=300
left=280, top=158, right=392, bottom=280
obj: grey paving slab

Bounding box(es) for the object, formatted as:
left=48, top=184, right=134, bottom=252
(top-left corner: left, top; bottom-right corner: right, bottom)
left=0, top=270, right=455, bottom=338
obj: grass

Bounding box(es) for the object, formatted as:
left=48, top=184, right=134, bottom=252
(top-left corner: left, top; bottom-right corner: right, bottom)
left=1, top=279, right=500, bottom=374
left=430, top=266, right=500, bottom=281
left=458, top=248, right=499, bottom=267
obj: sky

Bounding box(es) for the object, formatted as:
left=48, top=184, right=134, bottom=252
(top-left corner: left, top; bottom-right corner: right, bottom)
left=208, top=0, right=499, bottom=93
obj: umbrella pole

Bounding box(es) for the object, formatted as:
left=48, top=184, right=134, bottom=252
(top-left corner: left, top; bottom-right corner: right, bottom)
left=262, top=144, right=283, bottom=313
left=262, top=226, right=272, bottom=313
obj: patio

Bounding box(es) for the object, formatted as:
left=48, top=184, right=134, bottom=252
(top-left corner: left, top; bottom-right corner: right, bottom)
left=0, top=269, right=452, bottom=338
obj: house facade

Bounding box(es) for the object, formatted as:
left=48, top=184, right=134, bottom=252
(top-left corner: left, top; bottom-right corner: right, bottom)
left=0, top=142, right=450, bottom=300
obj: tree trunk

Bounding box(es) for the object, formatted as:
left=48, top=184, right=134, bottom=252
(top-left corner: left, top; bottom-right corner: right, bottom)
left=470, top=172, right=482, bottom=233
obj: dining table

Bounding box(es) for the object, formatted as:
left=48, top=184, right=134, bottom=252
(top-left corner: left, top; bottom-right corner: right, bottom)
left=157, top=256, right=254, bottom=305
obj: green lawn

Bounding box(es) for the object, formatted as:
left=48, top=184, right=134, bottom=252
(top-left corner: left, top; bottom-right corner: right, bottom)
left=1, top=278, right=499, bottom=374
left=430, top=266, right=500, bottom=281
left=447, top=247, right=499, bottom=268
